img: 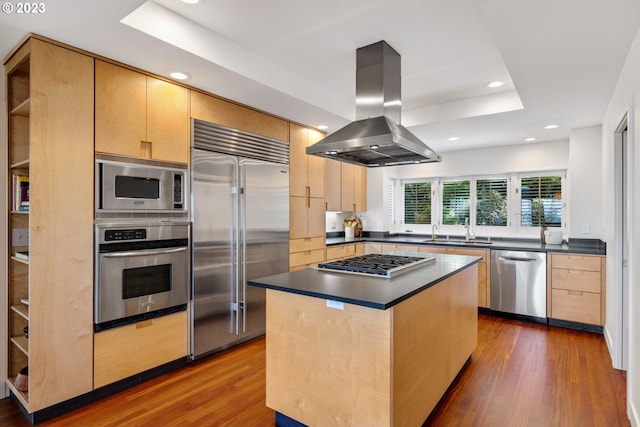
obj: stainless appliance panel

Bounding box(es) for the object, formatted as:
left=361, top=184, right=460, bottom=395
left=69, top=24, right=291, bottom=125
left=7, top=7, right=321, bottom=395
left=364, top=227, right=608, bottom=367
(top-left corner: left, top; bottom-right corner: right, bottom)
left=239, top=158, right=289, bottom=339
left=192, top=150, right=238, bottom=356
left=191, top=148, right=289, bottom=358
left=490, top=250, right=547, bottom=319
left=95, top=156, right=188, bottom=216
left=94, top=222, right=190, bottom=328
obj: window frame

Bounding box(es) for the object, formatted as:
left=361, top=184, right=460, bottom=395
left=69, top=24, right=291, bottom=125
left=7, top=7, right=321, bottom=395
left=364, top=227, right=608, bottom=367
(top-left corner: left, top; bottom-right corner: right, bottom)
left=392, top=170, right=567, bottom=237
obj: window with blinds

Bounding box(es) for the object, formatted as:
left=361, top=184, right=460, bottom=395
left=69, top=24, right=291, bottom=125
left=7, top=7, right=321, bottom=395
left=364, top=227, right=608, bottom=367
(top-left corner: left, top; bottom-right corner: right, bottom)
left=476, top=178, right=508, bottom=226
left=442, top=180, right=470, bottom=225
left=403, top=182, right=432, bottom=224
left=520, top=175, right=563, bottom=227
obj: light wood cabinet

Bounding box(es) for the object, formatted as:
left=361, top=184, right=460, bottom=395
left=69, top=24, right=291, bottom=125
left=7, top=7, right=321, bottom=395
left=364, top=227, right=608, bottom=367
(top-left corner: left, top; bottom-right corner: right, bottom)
left=325, top=159, right=367, bottom=212
left=290, top=123, right=325, bottom=198
left=5, top=38, right=94, bottom=412
left=94, top=311, right=188, bottom=388
left=95, top=60, right=189, bottom=163
left=419, top=246, right=490, bottom=308
left=326, top=243, right=357, bottom=261
left=289, top=124, right=326, bottom=270
left=190, top=90, right=289, bottom=142
left=549, top=253, right=605, bottom=325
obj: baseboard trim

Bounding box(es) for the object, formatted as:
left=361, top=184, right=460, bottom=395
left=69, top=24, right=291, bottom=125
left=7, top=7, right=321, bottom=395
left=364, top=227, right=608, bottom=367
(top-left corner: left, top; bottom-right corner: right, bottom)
left=630, top=399, right=639, bottom=427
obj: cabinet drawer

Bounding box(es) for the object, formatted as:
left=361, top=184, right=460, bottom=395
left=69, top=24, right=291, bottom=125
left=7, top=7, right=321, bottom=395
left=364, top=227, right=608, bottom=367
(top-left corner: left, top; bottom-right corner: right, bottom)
left=326, top=244, right=356, bottom=261
left=551, top=289, right=601, bottom=325
left=94, top=311, right=188, bottom=388
left=381, top=243, right=418, bottom=253
left=290, top=237, right=325, bottom=253
left=552, top=254, right=601, bottom=271
left=551, top=268, right=601, bottom=293
left=290, top=249, right=325, bottom=268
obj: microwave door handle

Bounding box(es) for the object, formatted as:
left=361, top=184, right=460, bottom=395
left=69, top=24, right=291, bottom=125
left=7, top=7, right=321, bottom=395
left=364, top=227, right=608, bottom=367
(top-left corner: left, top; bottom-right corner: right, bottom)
left=102, top=247, right=188, bottom=258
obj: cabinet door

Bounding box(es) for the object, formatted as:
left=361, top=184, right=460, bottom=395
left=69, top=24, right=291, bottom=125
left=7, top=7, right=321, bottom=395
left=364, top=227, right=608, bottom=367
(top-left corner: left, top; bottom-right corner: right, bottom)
left=341, top=162, right=356, bottom=211
left=95, top=60, right=146, bottom=157
left=147, top=77, right=189, bottom=163
left=306, top=128, right=325, bottom=198
left=325, top=159, right=342, bottom=211
left=94, top=311, right=188, bottom=388
left=289, top=124, right=309, bottom=198
left=353, top=165, right=367, bottom=211
left=307, top=197, right=326, bottom=238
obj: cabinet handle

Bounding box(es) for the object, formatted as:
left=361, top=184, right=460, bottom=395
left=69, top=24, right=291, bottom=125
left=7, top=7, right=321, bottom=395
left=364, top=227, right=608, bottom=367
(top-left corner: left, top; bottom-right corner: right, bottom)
left=136, top=319, right=155, bottom=329
left=568, top=270, right=583, bottom=275
left=567, top=291, right=584, bottom=296
left=306, top=186, right=310, bottom=208
left=140, top=141, right=152, bottom=159
left=353, top=203, right=356, bottom=212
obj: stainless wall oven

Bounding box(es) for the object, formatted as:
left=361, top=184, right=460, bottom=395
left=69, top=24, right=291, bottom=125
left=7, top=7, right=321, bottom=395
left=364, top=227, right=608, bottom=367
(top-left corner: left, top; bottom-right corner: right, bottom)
left=94, top=221, right=190, bottom=331
left=95, top=154, right=188, bottom=217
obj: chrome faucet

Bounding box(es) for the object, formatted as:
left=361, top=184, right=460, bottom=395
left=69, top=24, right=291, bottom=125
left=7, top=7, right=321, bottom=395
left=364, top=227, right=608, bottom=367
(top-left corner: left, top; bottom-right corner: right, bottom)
left=431, top=224, right=438, bottom=241
left=464, top=217, right=470, bottom=242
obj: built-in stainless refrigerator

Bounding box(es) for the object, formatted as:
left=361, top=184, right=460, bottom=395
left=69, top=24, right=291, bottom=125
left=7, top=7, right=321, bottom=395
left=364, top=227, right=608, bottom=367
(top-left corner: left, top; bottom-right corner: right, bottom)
left=191, top=120, right=289, bottom=358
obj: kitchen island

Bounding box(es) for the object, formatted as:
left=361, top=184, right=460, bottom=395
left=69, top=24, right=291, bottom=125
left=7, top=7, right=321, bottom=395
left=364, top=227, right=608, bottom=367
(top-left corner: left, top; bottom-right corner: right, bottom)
left=249, top=253, right=480, bottom=427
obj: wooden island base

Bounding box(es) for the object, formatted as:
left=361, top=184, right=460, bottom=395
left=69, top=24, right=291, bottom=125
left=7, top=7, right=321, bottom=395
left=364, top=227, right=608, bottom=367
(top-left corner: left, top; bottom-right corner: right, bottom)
left=265, top=264, right=478, bottom=427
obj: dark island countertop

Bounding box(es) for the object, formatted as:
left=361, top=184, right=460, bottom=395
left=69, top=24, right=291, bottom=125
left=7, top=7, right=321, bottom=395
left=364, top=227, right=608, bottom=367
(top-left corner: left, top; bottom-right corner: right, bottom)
left=248, top=253, right=481, bottom=310
left=326, top=234, right=606, bottom=255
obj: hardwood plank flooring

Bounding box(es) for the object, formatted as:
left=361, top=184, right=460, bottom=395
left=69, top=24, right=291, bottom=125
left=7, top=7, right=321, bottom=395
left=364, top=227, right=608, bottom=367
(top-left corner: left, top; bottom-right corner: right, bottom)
left=0, top=314, right=629, bottom=426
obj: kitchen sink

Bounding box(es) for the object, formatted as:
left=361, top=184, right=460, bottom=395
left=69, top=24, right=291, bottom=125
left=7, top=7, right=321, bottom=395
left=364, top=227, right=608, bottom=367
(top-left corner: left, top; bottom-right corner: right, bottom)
left=424, top=238, right=492, bottom=245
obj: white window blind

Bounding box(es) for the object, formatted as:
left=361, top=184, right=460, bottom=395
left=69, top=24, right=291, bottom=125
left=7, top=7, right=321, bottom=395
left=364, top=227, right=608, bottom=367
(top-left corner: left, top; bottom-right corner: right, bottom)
left=403, top=182, right=431, bottom=224
left=476, top=178, right=508, bottom=226
left=520, top=175, right=563, bottom=227
left=442, top=180, right=470, bottom=225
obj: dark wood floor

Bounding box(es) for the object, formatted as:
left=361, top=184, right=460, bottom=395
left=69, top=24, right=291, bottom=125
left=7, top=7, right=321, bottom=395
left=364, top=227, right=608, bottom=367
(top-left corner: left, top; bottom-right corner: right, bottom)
left=0, top=314, right=629, bottom=426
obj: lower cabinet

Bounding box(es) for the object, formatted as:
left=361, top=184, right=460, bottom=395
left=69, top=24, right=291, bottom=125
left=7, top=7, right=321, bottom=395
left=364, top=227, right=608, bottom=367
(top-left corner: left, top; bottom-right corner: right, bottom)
left=289, top=237, right=326, bottom=271
left=93, top=311, right=189, bottom=388
left=549, top=254, right=605, bottom=326
left=418, top=246, right=490, bottom=309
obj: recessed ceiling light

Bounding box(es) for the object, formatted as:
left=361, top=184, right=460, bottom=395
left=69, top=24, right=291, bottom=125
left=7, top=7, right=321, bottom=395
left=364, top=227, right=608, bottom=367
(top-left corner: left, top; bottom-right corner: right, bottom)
left=181, top=0, right=200, bottom=4
left=448, top=136, right=460, bottom=141
left=487, top=81, right=504, bottom=88
left=544, top=124, right=559, bottom=129
left=326, top=150, right=338, bottom=155
left=317, top=125, right=328, bottom=130
left=169, top=71, right=191, bottom=80
left=525, top=137, right=536, bottom=142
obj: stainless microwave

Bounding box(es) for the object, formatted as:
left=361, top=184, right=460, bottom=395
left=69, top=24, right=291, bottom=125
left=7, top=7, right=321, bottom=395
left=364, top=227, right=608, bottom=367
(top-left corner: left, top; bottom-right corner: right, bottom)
left=95, top=155, right=188, bottom=217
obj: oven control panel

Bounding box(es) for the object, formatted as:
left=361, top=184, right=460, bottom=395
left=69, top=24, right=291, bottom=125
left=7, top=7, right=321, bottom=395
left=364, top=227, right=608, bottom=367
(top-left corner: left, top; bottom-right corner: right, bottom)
left=104, top=229, right=147, bottom=241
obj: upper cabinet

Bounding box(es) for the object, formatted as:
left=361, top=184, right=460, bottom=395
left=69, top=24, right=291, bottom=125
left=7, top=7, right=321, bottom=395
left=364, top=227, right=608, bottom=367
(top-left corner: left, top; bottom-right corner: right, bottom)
left=95, top=60, right=189, bottom=163
left=191, top=90, right=289, bottom=142
left=289, top=124, right=325, bottom=199
left=325, top=160, right=367, bottom=212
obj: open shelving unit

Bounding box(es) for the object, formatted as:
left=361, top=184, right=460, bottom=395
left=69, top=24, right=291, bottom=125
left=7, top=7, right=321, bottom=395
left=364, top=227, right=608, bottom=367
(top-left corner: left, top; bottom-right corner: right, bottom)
left=6, top=43, right=31, bottom=407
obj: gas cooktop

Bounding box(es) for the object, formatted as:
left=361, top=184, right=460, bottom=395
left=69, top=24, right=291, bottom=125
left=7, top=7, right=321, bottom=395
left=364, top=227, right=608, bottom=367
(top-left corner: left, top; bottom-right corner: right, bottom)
left=317, top=253, right=436, bottom=278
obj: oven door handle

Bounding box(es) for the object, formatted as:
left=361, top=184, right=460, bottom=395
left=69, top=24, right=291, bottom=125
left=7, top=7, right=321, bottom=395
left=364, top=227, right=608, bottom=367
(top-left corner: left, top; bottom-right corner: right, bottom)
left=101, top=247, right=188, bottom=258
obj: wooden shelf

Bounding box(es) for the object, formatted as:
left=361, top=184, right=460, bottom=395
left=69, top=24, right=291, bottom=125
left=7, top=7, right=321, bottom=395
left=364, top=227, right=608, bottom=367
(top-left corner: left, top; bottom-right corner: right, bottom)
left=10, top=158, right=30, bottom=170
left=10, top=335, right=29, bottom=357
left=11, top=98, right=30, bottom=117
left=11, top=256, right=29, bottom=265
left=11, top=304, right=29, bottom=320
left=10, top=210, right=29, bottom=215
left=6, top=378, right=29, bottom=407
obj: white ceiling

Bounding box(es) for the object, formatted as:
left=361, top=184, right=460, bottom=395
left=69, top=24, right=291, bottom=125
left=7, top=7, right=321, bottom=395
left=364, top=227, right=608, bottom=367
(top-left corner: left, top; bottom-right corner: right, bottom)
left=1, top=0, right=639, bottom=153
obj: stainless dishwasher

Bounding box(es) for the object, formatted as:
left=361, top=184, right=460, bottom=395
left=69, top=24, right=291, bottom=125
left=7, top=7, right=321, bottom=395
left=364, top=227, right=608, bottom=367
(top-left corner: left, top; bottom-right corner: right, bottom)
left=490, top=250, right=547, bottom=320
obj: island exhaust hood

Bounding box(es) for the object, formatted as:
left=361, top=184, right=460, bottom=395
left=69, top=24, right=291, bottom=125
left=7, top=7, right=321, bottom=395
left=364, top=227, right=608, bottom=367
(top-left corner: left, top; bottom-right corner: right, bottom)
left=306, top=41, right=441, bottom=167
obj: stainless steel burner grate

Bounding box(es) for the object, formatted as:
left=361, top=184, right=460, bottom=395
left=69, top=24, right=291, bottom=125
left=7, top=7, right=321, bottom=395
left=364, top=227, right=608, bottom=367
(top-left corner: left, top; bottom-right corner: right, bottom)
left=317, top=253, right=436, bottom=278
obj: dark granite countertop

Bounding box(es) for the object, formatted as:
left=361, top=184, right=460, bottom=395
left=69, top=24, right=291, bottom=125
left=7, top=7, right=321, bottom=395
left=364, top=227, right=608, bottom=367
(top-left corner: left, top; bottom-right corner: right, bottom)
left=326, top=234, right=606, bottom=255
left=248, top=253, right=481, bottom=310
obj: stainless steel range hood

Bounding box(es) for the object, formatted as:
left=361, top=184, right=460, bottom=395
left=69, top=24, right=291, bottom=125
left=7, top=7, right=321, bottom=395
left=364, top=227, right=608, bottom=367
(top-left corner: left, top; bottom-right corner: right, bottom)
left=306, top=41, right=441, bottom=167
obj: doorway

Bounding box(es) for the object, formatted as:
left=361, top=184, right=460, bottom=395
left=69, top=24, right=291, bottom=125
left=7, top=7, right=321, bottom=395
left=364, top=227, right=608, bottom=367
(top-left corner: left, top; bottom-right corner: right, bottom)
left=615, top=116, right=630, bottom=370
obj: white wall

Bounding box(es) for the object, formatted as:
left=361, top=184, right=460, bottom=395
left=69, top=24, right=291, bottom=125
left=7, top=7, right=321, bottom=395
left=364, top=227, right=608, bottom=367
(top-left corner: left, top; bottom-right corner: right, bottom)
left=366, top=139, right=608, bottom=236
left=568, top=126, right=603, bottom=238
left=602, top=25, right=640, bottom=427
